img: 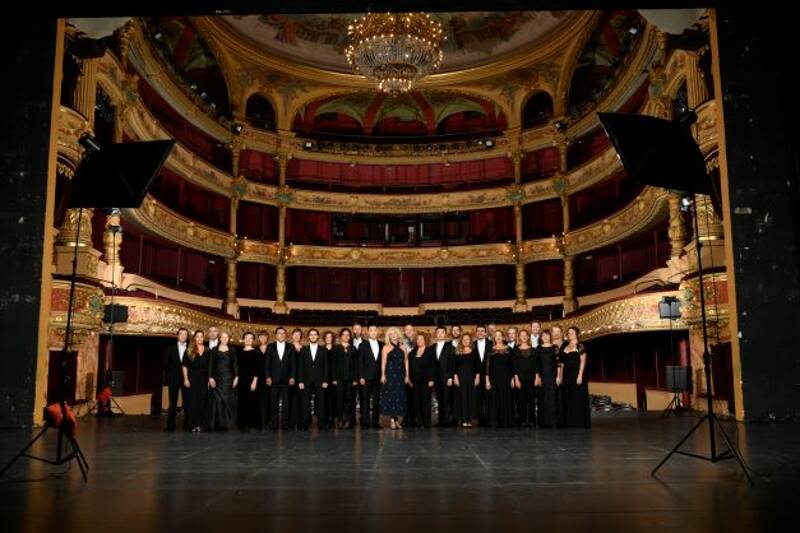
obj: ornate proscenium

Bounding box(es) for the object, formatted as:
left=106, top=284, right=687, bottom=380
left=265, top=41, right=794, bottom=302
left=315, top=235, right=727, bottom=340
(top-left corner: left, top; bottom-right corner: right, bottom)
left=346, top=12, right=445, bottom=93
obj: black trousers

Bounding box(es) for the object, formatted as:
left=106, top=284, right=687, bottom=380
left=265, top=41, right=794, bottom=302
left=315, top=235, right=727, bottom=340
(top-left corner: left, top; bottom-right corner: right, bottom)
left=166, top=384, right=184, bottom=430
left=259, top=384, right=270, bottom=429
left=409, top=380, right=431, bottom=427
left=333, top=382, right=354, bottom=424
left=475, top=377, right=487, bottom=426
left=360, top=381, right=381, bottom=427
left=433, top=380, right=452, bottom=426
left=348, top=383, right=358, bottom=426
left=270, top=384, right=290, bottom=428
left=518, top=381, right=536, bottom=426
left=300, top=384, right=326, bottom=429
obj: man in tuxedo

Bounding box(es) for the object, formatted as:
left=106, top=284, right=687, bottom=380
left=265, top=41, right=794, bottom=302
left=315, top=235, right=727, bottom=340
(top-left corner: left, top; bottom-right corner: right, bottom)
left=430, top=325, right=455, bottom=427
left=358, top=324, right=383, bottom=429
left=297, top=329, right=329, bottom=430
left=162, top=328, right=189, bottom=431
left=350, top=323, right=363, bottom=427
left=207, top=326, right=220, bottom=350
left=507, top=327, right=518, bottom=350
left=473, top=325, right=491, bottom=426
left=530, top=321, right=541, bottom=348
left=487, top=323, right=497, bottom=340
left=265, top=327, right=295, bottom=429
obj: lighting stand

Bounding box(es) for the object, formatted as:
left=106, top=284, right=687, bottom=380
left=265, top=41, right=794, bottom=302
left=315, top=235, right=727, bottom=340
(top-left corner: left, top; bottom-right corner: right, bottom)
left=651, top=194, right=753, bottom=485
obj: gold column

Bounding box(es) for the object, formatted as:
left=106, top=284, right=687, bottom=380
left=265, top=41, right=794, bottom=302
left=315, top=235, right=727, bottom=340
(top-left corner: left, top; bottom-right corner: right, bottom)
left=224, top=258, right=239, bottom=317
left=562, top=254, right=577, bottom=315
left=687, top=51, right=710, bottom=110
left=72, top=59, right=97, bottom=127
left=511, top=149, right=523, bottom=185
left=230, top=137, right=243, bottom=178
left=560, top=192, right=570, bottom=233
left=103, top=208, right=123, bottom=284
left=695, top=194, right=724, bottom=241
left=513, top=202, right=527, bottom=312
left=273, top=151, right=290, bottom=314
left=667, top=192, right=688, bottom=257
left=277, top=151, right=290, bottom=187
left=54, top=208, right=101, bottom=279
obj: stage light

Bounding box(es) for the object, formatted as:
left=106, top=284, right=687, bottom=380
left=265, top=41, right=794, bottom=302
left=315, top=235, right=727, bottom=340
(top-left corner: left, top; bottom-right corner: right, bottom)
left=231, top=123, right=243, bottom=135
left=190, top=83, right=197, bottom=90
left=554, top=120, right=565, bottom=131
left=200, top=92, right=208, bottom=99
left=628, top=26, right=639, bottom=35
left=303, top=140, right=315, bottom=150
left=154, top=32, right=162, bottom=40
left=426, top=144, right=433, bottom=151
left=485, top=139, right=494, bottom=148
left=78, top=133, right=102, bottom=154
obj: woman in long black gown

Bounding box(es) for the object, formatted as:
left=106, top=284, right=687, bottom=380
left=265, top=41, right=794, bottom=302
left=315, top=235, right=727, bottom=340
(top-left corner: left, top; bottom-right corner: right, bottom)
left=332, top=329, right=357, bottom=429
left=513, top=330, right=536, bottom=428
left=237, top=332, right=261, bottom=431
left=535, top=329, right=561, bottom=428
left=486, top=330, right=514, bottom=428
left=408, top=333, right=432, bottom=428
left=205, top=331, right=238, bottom=430
left=256, top=331, right=270, bottom=430
left=551, top=325, right=566, bottom=427
left=561, top=326, right=591, bottom=428
left=182, top=330, right=209, bottom=432
left=454, top=333, right=479, bottom=428
left=380, top=327, right=409, bottom=429
left=322, top=331, right=337, bottom=429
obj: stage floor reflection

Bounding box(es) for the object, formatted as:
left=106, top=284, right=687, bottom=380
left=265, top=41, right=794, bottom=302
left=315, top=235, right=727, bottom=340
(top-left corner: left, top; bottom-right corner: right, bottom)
left=0, top=413, right=797, bottom=532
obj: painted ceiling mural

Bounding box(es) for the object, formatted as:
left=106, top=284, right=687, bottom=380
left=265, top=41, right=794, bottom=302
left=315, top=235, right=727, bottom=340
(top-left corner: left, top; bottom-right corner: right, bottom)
left=221, top=12, right=575, bottom=73
left=567, top=10, right=645, bottom=117
left=143, top=16, right=232, bottom=117
left=292, top=91, right=507, bottom=137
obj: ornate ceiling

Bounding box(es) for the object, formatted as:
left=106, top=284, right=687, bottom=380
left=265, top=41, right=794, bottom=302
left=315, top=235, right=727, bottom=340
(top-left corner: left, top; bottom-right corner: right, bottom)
left=220, top=12, right=577, bottom=74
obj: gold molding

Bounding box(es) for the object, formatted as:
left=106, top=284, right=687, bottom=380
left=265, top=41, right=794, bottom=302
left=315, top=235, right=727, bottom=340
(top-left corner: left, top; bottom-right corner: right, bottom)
left=566, top=186, right=670, bottom=255
left=123, top=195, right=236, bottom=258
left=107, top=289, right=685, bottom=342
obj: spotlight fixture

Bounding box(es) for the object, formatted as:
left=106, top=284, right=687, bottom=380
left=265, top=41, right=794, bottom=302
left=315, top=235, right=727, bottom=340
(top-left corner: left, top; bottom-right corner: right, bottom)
left=426, top=144, right=433, bottom=151
left=231, top=123, right=243, bottom=135
left=200, top=92, right=208, bottom=99
left=484, top=139, right=495, bottom=148
left=78, top=133, right=102, bottom=154
left=189, top=83, right=198, bottom=90
left=680, top=194, right=692, bottom=212
left=154, top=32, right=162, bottom=40
left=303, top=140, right=315, bottom=150
left=553, top=120, right=565, bottom=131
left=628, top=26, right=639, bottom=35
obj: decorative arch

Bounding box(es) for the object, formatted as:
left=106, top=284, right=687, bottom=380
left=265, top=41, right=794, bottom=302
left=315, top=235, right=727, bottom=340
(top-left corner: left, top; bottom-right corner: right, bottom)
left=244, top=92, right=277, bottom=131
left=521, top=90, right=555, bottom=129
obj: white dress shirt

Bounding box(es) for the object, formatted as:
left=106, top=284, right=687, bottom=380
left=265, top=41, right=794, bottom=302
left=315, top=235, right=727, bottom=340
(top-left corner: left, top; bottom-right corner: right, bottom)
left=354, top=337, right=362, bottom=350
left=369, top=339, right=379, bottom=360
left=310, top=343, right=318, bottom=361
left=531, top=335, right=540, bottom=348
left=177, top=342, right=187, bottom=362
left=276, top=341, right=285, bottom=360
left=209, top=338, right=219, bottom=349
left=436, top=340, right=445, bottom=359
left=476, top=339, right=486, bottom=362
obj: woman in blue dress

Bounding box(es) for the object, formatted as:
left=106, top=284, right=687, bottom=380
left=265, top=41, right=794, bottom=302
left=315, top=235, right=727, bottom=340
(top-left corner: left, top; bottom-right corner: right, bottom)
left=380, top=327, right=410, bottom=429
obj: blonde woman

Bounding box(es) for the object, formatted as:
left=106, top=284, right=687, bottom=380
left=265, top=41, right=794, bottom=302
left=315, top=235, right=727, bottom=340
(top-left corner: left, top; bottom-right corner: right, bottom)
left=380, top=326, right=410, bottom=429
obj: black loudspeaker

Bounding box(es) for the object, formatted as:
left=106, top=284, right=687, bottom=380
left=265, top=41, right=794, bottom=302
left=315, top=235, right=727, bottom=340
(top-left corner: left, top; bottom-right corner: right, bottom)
left=110, top=371, right=125, bottom=396
left=103, top=304, right=128, bottom=323
left=665, top=366, right=691, bottom=392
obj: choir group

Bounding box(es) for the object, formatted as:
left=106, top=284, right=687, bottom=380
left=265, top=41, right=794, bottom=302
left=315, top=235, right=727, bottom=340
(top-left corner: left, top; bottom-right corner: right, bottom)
left=162, top=322, right=592, bottom=433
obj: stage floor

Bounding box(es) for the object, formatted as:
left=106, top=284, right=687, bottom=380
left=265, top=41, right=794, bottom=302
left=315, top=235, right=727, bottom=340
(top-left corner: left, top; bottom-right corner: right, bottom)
left=0, top=413, right=797, bottom=532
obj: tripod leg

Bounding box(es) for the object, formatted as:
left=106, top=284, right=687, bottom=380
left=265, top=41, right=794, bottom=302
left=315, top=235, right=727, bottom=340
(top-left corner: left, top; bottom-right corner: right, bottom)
left=68, top=438, right=89, bottom=482
left=0, top=427, right=49, bottom=478
left=652, top=414, right=708, bottom=476
left=713, top=416, right=755, bottom=486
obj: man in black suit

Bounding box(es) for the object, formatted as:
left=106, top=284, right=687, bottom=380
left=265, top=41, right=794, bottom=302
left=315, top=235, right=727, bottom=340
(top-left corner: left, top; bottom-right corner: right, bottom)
left=430, top=325, right=455, bottom=427
left=297, top=329, right=329, bottom=430
left=473, top=324, right=491, bottom=426
left=358, top=324, right=383, bottom=428
left=162, top=328, right=189, bottom=431
left=265, top=326, right=295, bottom=429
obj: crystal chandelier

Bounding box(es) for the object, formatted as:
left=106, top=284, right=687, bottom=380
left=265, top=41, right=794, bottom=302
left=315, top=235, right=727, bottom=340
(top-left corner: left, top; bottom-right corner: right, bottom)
left=346, top=12, right=445, bottom=93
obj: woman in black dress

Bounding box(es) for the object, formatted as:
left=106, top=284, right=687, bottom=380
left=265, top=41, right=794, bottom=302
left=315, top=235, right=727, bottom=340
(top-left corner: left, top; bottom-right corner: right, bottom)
left=288, top=328, right=304, bottom=430
left=486, top=330, right=514, bottom=428
left=454, top=333, right=479, bottom=428
left=551, top=325, right=566, bottom=427
left=332, top=328, right=357, bottom=429
left=182, top=330, right=210, bottom=432
left=534, top=329, right=561, bottom=428
left=205, top=331, right=238, bottom=430
left=561, top=326, right=591, bottom=428
left=407, top=333, right=432, bottom=428
left=513, top=329, right=536, bottom=428
left=256, top=331, right=270, bottom=430
left=237, top=332, right=261, bottom=431
left=322, top=331, right=336, bottom=429
left=380, top=327, right=410, bottom=429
